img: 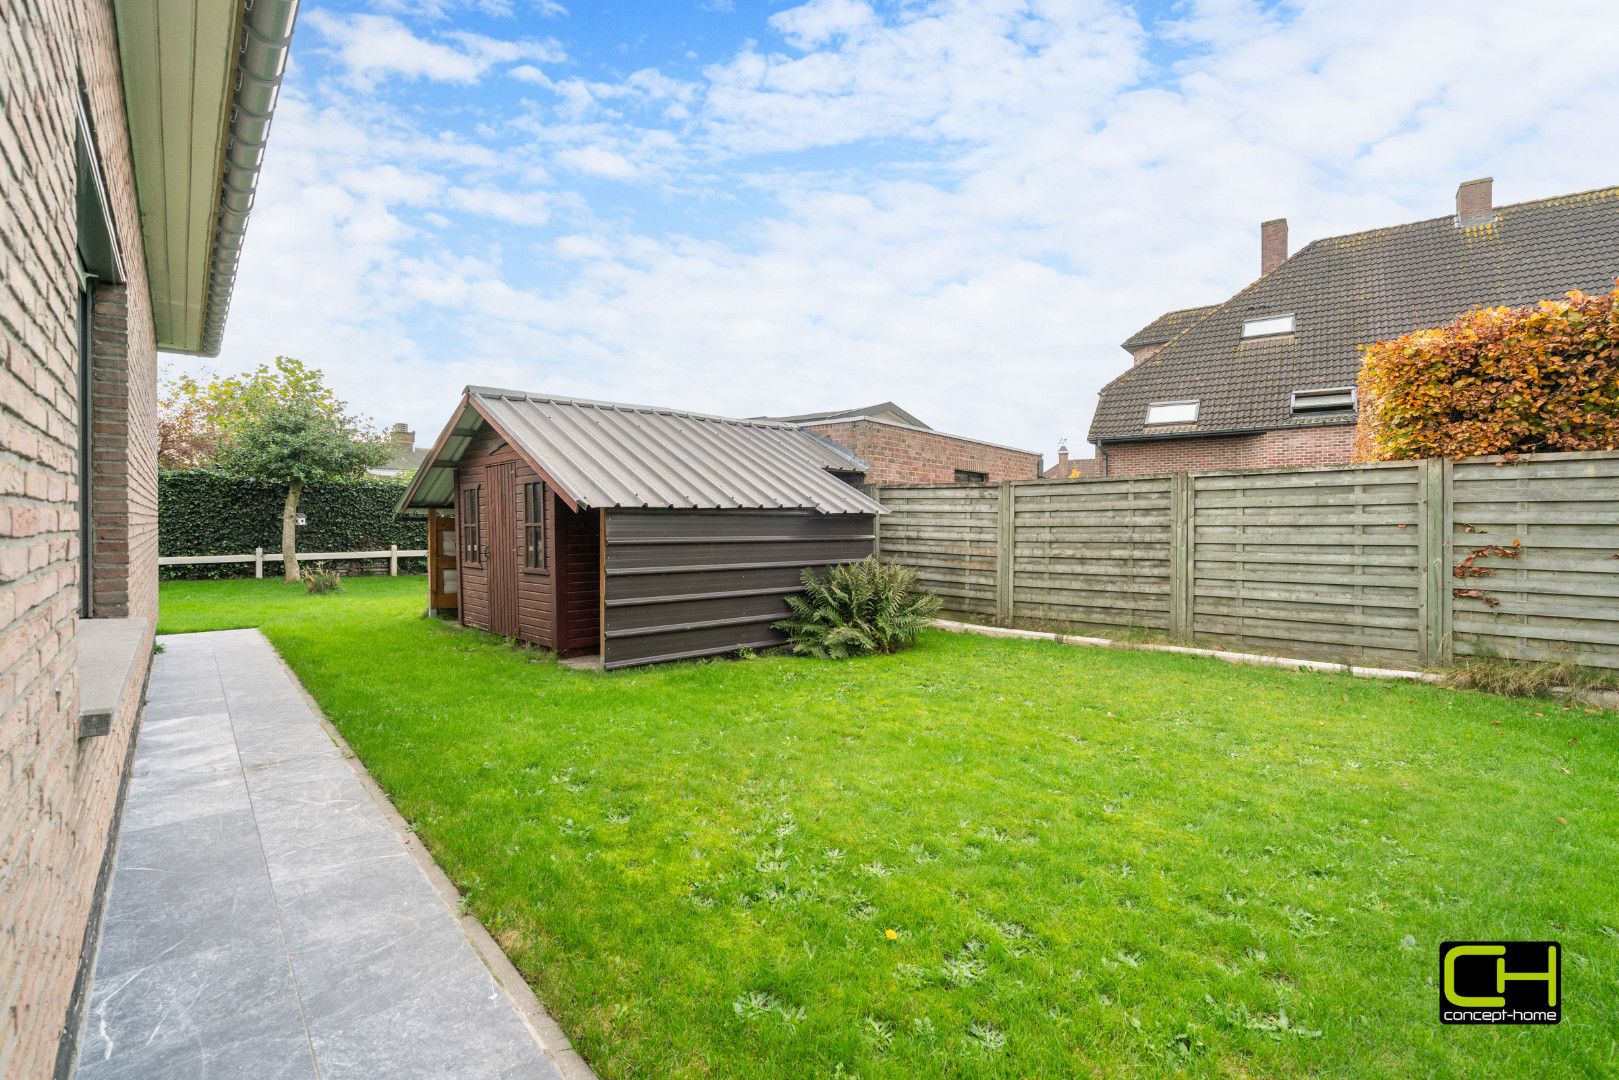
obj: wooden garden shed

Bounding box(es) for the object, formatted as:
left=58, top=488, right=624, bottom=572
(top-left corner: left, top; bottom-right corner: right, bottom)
left=399, top=388, right=884, bottom=668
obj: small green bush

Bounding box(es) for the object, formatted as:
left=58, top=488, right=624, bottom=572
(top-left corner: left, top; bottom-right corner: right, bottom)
left=302, top=563, right=343, bottom=595
left=775, top=558, right=940, bottom=659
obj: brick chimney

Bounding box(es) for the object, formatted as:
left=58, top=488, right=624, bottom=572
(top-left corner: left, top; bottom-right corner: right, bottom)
left=1456, top=177, right=1495, bottom=226
left=389, top=422, right=415, bottom=451
left=1261, top=218, right=1288, bottom=275
left=1057, top=441, right=1070, bottom=474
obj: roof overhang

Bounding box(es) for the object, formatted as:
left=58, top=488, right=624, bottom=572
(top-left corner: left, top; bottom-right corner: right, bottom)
left=395, top=394, right=491, bottom=515
left=113, top=0, right=299, bottom=356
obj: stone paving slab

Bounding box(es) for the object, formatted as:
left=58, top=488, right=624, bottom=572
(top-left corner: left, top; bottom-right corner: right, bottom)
left=75, top=629, right=568, bottom=1080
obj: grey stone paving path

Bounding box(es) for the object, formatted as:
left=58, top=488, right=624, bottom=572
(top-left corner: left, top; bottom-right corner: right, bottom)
left=74, top=629, right=567, bottom=1080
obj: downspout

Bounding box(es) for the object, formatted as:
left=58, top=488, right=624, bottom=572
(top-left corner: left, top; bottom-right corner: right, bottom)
left=198, top=0, right=301, bottom=357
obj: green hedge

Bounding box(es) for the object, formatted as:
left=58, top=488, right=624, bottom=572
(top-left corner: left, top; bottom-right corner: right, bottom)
left=159, top=469, right=428, bottom=579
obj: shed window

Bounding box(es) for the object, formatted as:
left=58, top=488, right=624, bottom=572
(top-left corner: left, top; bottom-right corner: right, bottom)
left=953, top=469, right=989, bottom=484
left=461, top=487, right=481, bottom=565
left=1241, top=314, right=1295, bottom=338
left=1145, top=400, right=1199, bottom=425
left=1291, top=386, right=1356, bottom=413
left=523, top=482, right=546, bottom=570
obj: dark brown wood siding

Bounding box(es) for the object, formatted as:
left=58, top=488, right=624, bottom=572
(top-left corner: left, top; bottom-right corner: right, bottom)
left=601, top=510, right=875, bottom=669
left=554, top=505, right=601, bottom=656
left=456, top=429, right=557, bottom=649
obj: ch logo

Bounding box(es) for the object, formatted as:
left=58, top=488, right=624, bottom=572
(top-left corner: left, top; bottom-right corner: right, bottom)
left=1439, top=941, right=1560, bottom=1024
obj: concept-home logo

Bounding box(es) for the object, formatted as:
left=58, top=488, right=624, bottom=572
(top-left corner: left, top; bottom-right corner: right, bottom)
left=1439, top=941, right=1560, bottom=1024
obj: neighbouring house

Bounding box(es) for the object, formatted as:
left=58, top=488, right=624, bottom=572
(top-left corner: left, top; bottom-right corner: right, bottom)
left=368, top=421, right=429, bottom=478
left=1088, top=179, right=1619, bottom=476
left=1041, top=441, right=1099, bottom=480
left=399, top=389, right=883, bottom=669
left=758, top=402, right=1042, bottom=484
left=0, top=0, right=296, bottom=1073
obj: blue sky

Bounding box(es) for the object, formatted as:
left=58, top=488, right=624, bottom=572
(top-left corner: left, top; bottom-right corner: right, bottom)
left=194, top=0, right=1619, bottom=458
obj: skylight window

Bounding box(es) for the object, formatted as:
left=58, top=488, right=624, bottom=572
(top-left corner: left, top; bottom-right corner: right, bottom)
left=1145, top=400, right=1199, bottom=425
left=1242, top=314, right=1295, bottom=338
left=1291, top=386, right=1356, bottom=413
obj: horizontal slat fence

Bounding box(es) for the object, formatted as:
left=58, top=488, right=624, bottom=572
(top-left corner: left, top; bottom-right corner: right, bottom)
left=874, top=485, right=1000, bottom=619
left=1449, top=454, right=1619, bottom=668
left=873, top=450, right=1619, bottom=670
left=1189, top=464, right=1425, bottom=665
left=1011, top=478, right=1173, bottom=631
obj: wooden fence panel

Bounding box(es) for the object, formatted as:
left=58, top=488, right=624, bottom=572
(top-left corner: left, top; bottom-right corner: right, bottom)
left=1449, top=452, right=1619, bottom=670
left=874, top=485, right=1001, bottom=618
left=872, top=452, right=1619, bottom=671
left=1010, top=478, right=1173, bottom=630
left=1189, top=464, right=1425, bottom=665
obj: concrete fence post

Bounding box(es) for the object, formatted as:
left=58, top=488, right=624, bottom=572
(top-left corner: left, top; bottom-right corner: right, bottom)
left=1169, top=473, right=1192, bottom=640
left=254, top=547, right=264, bottom=579
left=389, top=544, right=399, bottom=576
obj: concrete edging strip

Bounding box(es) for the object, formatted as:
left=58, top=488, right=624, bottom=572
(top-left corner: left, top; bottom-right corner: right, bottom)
left=266, top=638, right=600, bottom=1080
left=930, top=618, right=1442, bottom=683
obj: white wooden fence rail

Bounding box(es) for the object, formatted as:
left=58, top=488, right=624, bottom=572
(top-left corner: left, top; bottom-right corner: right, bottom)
left=159, top=547, right=428, bottom=578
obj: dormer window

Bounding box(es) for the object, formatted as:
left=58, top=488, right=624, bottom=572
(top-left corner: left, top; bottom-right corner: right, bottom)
left=1291, top=386, right=1355, bottom=413
left=1242, top=314, right=1295, bottom=338
left=1145, top=400, right=1199, bottom=425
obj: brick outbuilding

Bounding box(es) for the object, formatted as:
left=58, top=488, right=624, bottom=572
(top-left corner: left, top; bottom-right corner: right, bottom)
left=759, top=402, right=1042, bottom=485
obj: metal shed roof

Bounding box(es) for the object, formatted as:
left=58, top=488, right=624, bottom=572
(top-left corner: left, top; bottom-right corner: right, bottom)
left=400, top=388, right=885, bottom=516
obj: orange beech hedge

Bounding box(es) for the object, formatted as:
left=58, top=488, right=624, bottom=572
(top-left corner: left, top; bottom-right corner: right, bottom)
left=1355, top=284, right=1619, bottom=461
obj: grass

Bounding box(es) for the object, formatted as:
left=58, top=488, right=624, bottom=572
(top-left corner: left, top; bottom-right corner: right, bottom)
left=160, top=577, right=1619, bottom=1079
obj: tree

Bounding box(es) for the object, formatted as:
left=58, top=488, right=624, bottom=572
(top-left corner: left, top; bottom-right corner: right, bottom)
left=1356, top=285, right=1619, bottom=461
left=159, top=356, right=353, bottom=468
left=216, top=401, right=390, bottom=581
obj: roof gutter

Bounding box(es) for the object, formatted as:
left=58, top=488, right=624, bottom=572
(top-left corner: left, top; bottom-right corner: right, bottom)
left=198, top=0, right=301, bottom=357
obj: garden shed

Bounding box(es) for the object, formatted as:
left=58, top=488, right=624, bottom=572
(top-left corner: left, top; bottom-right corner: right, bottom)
left=399, top=388, right=884, bottom=668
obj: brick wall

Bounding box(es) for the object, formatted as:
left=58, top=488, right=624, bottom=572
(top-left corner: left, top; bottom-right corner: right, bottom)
left=1, top=0, right=158, bottom=1074
left=1097, top=424, right=1356, bottom=477
left=808, top=419, right=1041, bottom=485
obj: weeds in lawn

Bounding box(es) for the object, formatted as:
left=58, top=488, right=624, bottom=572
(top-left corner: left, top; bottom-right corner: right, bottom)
left=301, top=562, right=342, bottom=594
left=1442, top=647, right=1616, bottom=698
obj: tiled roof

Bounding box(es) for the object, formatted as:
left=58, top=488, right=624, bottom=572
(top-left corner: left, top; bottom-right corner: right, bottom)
left=1090, top=186, right=1619, bottom=442
left=400, top=388, right=885, bottom=515
left=1121, top=304, right=1219, bottom=351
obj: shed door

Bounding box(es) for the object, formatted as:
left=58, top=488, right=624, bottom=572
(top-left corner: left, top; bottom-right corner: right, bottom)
left=486, top=462, right=519, bottom=637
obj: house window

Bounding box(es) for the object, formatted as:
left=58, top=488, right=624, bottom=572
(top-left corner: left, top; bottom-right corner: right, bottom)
left=74, top=91, right=123, bottom=617
left=1241, top=314, right=1295, bottom=338
left=461, top=487, right=481, bottom=565
left=1291, top=386, right=1356, bottom=414
left=523, top=482, right=546, bottom=570
left=1145, top=400, right=1200, bottom=425
left=953, top=469, right=989, bottom=484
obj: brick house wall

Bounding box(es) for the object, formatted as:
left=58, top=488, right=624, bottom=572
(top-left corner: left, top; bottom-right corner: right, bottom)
left=1, top=0, right=159, bottom=1073
left=808, top=419, right=1041, bottom=485
left=1097, top=424, right=1356, bottom=477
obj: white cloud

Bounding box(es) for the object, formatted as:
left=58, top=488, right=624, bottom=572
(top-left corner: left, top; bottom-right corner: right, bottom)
left=305, top=12, right=564, bottom=88
left=553, top=146, right=640, bottom=180
left=205, top=0, right=1619, bottom=460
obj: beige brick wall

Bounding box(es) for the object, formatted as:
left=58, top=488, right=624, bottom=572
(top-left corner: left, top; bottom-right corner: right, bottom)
left=1098, top=424, right=1356, bottom=477
left=1, top=0, right=158, bottom=1074
left=809, top=419, right=1042, bottom=486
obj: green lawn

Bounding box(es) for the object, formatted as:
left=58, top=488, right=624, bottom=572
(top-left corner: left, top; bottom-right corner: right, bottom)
left=160, top=577, right=1619, bottom=1079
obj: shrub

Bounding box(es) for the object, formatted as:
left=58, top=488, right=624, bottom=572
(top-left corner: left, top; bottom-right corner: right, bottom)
left=302, top=563, right=342, bottom=594
left=160, top=470, right=426, bottom=579
left=1356, top=284, right=1619, bottom=461
left=775, top=558, right=941, bottom=659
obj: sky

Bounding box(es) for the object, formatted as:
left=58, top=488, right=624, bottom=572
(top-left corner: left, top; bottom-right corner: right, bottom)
left=190, top=0, right=1619, bottom=461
